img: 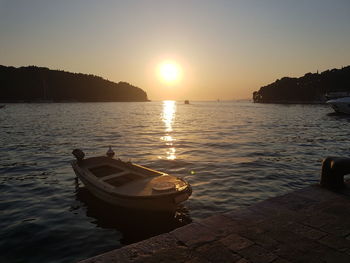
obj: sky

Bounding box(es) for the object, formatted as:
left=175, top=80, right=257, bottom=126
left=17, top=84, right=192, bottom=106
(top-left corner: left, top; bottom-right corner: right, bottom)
left=1, top=0, right=350, bottom=101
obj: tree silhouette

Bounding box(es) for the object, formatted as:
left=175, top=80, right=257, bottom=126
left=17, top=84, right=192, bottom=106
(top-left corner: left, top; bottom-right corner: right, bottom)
left=0, top=65, right=149, bottom=102
left=253, top=66, right=350, bottom=103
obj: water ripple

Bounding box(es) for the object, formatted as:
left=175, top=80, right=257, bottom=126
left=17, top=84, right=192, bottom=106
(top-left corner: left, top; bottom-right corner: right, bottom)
left=1, top=101, right=348, bottom=262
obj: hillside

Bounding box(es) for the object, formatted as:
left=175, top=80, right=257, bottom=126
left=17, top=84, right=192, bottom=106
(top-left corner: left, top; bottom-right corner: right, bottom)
left=0, top=65, right=149, bottom=102
left=253, top=66, right=350, bottom=103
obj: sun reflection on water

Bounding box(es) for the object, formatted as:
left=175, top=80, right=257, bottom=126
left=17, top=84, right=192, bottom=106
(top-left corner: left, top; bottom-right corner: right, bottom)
left=160, top=100, right=176, bottom=160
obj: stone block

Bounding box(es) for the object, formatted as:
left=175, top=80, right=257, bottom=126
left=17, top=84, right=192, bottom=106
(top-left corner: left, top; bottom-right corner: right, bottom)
left=171, top=222, right=217, bottom=248
left=134, top=233, right=181, bottom=254
left=302, top=212, right=337, bottom=229
left=79, top=233, right=181, bottom=263
left=79, top=246, right=138, bottom=263
left=284, top=222, right=327, bottom=240
left=267, top=193, right=318, bottom=212
left=295, top=185, right=340, bottom=202
left=321, top=221, right=350, bottom=237
left=319, top=235, right=350, bottom=251
left=236, top=258, right=252, bottom=263
left=311, top=242, right=350, bottom=263
left=270, top=258, right=291, bottom=263
left=271, top=243, right=323, bottom=263
left=248, top=200, right=300, bottom=223
left=224, top=207, right=267, bottom=225
left=132, top=246, right=190, bottom=263
left=198, top=214, right=246, bottom=237
left=219, top=233, right=254, bottom=252
left=266, top=229, right=318, bottom=250
left=239, top=244, right=277, bottom=263
left=194, top=241, right=242, bottom=262
left=239, top=231, right=279, bottom=251
left=321, top=200, right=350, bottom=218
left=184, top=257, right=210, bottom=263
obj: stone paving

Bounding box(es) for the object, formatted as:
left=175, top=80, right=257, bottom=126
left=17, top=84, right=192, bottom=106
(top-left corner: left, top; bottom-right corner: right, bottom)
left=80, top=183, right=350, bottom=263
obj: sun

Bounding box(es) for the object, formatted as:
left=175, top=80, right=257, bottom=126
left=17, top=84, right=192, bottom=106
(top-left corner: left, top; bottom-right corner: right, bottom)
left=158, top=61, right=181, bottom=84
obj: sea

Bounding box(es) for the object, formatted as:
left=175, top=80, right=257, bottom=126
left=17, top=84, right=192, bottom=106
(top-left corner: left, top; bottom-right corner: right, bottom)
left=1, top=101, right=350, bottom=262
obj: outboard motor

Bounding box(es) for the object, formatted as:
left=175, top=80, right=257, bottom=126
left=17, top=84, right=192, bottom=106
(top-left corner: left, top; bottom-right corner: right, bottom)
left=106, top=146, right=115, bottom=158
left=72, top=149, right=85, bottom=161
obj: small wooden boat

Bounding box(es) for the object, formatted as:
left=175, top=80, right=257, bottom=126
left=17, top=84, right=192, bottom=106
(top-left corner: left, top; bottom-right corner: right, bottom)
left=71, top=148, right=192, bottom=212
left=184, top=100, right=190, bottom=104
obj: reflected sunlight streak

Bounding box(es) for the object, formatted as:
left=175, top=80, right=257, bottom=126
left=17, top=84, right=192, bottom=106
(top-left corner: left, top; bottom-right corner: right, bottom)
left=162, top=100, right=176, bottom=132
left=166, top=148, right=176, bottom=160
left=160, top=101, right=177, bottom=160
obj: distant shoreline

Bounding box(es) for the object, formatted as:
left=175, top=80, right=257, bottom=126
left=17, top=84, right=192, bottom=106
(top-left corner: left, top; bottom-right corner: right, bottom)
left=0, top=100, right=151, bottom=103
left=253, top=100, right=326, bottom=104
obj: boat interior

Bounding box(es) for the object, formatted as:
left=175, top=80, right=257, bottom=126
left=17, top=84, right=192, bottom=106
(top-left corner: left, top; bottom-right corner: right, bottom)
left=78, top=156, right=186, bottom=196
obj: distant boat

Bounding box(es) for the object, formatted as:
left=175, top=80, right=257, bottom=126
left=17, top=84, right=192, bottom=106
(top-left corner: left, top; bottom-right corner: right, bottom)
left=0, top=105, right=5, bottom=109
left=325, top=92, right=350, bottom=100
left=327, top=97, right=350, bottom=114
left=184, top=100, right=190, bottom=104
left=71, top=148, right=192, bottom=212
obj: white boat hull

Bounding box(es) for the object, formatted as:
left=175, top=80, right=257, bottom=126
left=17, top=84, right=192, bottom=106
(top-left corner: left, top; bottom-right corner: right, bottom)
left=327, top=97, right=350, bottom=114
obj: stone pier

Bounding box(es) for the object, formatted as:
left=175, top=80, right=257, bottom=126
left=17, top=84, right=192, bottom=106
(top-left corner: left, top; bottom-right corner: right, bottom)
left=79, top=180, right=350, bottom=263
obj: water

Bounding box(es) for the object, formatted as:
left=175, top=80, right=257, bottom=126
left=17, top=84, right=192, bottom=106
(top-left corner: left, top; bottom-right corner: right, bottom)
left=1, top=101, right=350, bottom=262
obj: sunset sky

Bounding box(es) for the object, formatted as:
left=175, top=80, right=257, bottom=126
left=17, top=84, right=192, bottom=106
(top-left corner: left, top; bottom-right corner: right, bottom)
left=1, top=0, right=350, bottom=101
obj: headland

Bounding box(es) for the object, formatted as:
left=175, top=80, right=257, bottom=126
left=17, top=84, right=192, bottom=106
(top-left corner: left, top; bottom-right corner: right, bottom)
left=253, top=65, right=350, bottom=104
left=0, top=65, right=149, bottom=102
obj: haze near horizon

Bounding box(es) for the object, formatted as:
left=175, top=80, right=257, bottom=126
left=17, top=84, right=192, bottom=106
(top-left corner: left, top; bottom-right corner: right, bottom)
left=1, top=0, right=350, bottom=101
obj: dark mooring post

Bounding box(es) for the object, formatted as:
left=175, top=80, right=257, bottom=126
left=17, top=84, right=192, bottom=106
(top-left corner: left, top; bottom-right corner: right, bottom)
left=321, top=157, right=350, bottom=189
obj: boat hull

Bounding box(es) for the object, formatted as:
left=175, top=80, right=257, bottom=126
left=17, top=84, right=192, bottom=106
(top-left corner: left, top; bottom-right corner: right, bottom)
left=327, top=97, right=350, bottom=114
left=72, top=160, right=192, bottom=212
